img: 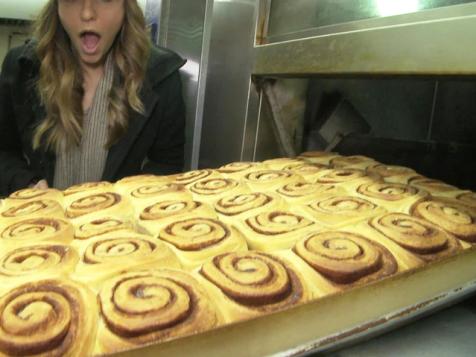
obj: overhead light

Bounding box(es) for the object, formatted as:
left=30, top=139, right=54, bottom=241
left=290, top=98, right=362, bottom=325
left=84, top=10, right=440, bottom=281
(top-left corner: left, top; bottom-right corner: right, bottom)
left=375, top=0, right=420, bottom=17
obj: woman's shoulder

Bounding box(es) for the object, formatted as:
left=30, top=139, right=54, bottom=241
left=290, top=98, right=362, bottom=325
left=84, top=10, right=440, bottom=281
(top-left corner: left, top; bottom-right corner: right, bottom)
left=145, top=45, right=186, bottom=86
left=1, top=40, right=38, bottom=76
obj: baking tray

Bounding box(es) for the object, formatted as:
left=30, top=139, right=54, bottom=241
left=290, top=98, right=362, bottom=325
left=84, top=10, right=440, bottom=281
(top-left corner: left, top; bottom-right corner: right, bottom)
left=113, top=246, right=476, bottom=357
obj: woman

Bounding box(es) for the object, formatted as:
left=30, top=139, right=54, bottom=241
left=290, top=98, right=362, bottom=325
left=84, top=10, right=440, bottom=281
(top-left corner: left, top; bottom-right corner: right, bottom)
left=0, top=0, right=186, bottom=195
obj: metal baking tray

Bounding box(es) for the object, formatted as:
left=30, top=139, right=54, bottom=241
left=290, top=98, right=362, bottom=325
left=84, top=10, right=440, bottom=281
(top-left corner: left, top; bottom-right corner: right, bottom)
left=115, top=246, right=476, bottom=357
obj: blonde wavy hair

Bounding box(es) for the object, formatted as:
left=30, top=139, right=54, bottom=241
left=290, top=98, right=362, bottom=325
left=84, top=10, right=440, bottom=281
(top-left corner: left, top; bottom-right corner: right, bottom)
left=32, top=0, right=151, bottom=152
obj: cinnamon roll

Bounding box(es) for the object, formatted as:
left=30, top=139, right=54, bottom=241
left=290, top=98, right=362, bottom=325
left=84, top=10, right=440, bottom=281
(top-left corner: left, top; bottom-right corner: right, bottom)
left=297, top=151, right=340, bottom=165
left=63, top=181, right=113, bottom=197
left=356, top=182, right=428, bottom=213
left=302, top=195, right=387, bottom=228
left=313, top=168, right=375, bottom=193
left=293, top=231, right=397, bottom=286
left=189, top=177, right=250, bottom=204
left=282, top=162, right=329, bottom=182
left=262, top=157, right=306, bottom=170
left=127, top=182, right=192, bottom=214
left=369, top=213, right=462, bottom=263
left=73, top=216, right=133, bottom=240
left=409, top=177, right=467, bottom=198
left=137, top=199, right=216, bottom=236
left=366, top=164, right=418, bottom=184
left=244, top=170, right=303, bottom=191
left=411, top=199, right=476, bottom=244
left=455, top=192, right=476, bottom=208
left=73, top=233, right=180, bottom=286
left=96, top=269, right=220, bottom=355
left=217, top=162, right=268, bottom=179
left=0, top=217, right=73, bottom=249
left=330, top=155, right=379, bottom=170
left=4, top=188, right=63, bottom=207
left=199, top=251, right=311, bottom=323
left=275, top=181, right=346, bottom=205
left=0, top=199, right=64, bottom=223
left=114, top=174, right=169, bottom=195
left=0, top=244, right=78, bottom=280
left=0, top=279, right=97, bottom=357
left=236, top=209, right=317, bottom=251
left=65, top=191, right=132, bottom=220
left=171, top=169, right=220, bottom=187
left=157, top=217, right=247, bottom=269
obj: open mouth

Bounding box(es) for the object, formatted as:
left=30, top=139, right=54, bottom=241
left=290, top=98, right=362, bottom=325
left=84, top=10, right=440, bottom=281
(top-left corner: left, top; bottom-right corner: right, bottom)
left=79, top=31, right=101, bottom=54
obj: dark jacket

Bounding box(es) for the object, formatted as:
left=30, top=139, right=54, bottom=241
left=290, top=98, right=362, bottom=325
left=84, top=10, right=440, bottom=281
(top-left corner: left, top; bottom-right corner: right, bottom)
left=0, top=42, right=186, bottom=196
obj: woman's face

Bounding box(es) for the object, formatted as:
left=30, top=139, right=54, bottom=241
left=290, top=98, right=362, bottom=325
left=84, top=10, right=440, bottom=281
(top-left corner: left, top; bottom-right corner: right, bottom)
left=58, top=0, right=125, bottom=68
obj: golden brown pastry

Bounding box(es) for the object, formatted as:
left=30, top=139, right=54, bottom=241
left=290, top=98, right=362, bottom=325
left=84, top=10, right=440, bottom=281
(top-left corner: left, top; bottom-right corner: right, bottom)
left=198, top=251, right=312, bottom=323
left=369, top=213, right=462, bottom=263
left=214, top=192, right=285, bottom=226
left=73, top=216, right=133, bottom=240
left=411, top=199, right=476, bottom=245
left=95, top=269, right=220, bottom=355
left=301, top=195, right=387, bottom=228
left=0, top=217, right=73, bottom=250
left=63, top=181, right=113, bottom=198
left=3, top=188, right=63, bottom=207
left=0, top=244, right=79, bottom=281
left=171, top=169, right=221, bottom=187
left=157, top=217, right=248, bottom=269
left=0, top=199, right=64, bottom=224
left=454, top=192, right=476, bottom=208
left=65, top=191, right=133, bottom=221
left=73, top=232, right=181, bottom=287
left=217, top=161, right=269, bottom=179
left=355, top=181, right=429, bottom=213
left=137, top=199, right=216, bottom=236
left=297, top=151, right=341, bottom=165
left=189, top=177, right=250, bottom=204
left=235, top=209, right=317, bottom=251
left=243, top=169, right=304, bottom=191
left=126, top=182, right=192, bottom=214
left=262, top=157, right=307, bottom=170
left=282, top=162, right=329, bottom=182
left=409, top=177, right=467, bottom=198
left=366, top=164, right=418, bottom=184
left=330, top=155, right=380, bottom=170
left=275, top=181, right=346, bottom=205
left=293, top=231, right=397, bottom=287
left=0, top=279, right=97, bottom=357
left=114, top=174, right=169, bottom=195
left=312, top=168, right=377, bottom=194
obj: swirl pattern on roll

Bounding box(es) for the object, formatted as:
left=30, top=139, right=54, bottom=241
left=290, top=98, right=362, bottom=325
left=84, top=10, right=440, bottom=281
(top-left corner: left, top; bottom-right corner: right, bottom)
left=308, top=196, right=379, bottom=215
left=0, top=244, right=78, bottom=278
left=1, top=218, right=72, bottom=244
left=172, top=170, right=214, bottom=186
left=1, top=199, right=63, bottom=219
left=8, top=188, right=58, bottom=201
left=245, top=211, right=313, bottom=235
left=66, top=192, right=121, bottom=218
left=200, top=252, right=304, bottom=311
left=0, top=279, right=95, bottom=356
left=412, top=200, right=476, bottom=243
left=456, top=192, right=476, bottom=208
left=245, top=170, right=295, bottom=184
left=217, top=162, right=260, bottom=174
left=83, top=236, right=158, bottom=264
left=159, top=218, right=230, bottom=251
left=366, top=164, right=416, bottom=178
left=283, top=162, right=328, bottom=174
left=276, top=182, right=332, bottom=199
left=330, top=155, right=376, bottom=168
left=315, top=169, right=367, bottom=184
left=75, top=218, right=130, bottom=240
left=130, top=183, right=186, bottom=199
left=190, top=178, right=239, bottom=196
left=215, top=193, right=273, bottom=216
left=357, top=182, right=421, bottom=201
left=140, top=200, right=203, bottom=221
left=98, top=270, right=218, bottom=350
left=370, top=213, right=461, bottom=260
left=294, top=231, right=397, bottom=284
left=409, top=178, right=459, bottom=193
left=63, top=181, right=112, bottom=196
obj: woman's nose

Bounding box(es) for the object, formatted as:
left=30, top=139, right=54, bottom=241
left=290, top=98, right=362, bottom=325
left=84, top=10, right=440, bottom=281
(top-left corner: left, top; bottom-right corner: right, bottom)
left=80, top=0, right=97, bottom=22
